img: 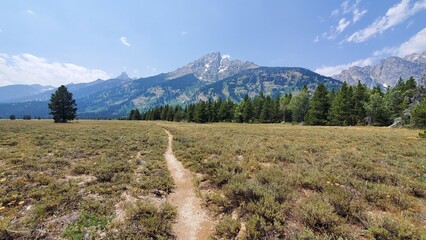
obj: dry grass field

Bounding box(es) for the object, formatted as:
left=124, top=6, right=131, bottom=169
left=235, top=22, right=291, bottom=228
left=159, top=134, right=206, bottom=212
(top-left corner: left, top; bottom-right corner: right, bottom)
left=0, top=120, right=175, bottom=239
left=163, top=122, right=426, bottom=239
left=1, top=120, right=425, bottom=239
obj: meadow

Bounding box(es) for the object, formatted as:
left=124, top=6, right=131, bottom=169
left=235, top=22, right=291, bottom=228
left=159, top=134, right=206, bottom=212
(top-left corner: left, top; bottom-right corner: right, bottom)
left=0, top=120, right=175, bottom=239
left=163, top=122, right=426, bottom=239
left=0, top=120, right=425, bottom=239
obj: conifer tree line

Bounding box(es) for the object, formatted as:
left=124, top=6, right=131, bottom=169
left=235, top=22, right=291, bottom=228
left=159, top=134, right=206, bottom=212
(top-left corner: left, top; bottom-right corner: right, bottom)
left=128, top=77, right=426, bottom=127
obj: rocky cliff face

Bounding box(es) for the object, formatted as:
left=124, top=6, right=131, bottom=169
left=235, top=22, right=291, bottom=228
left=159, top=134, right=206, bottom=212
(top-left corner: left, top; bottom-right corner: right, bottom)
left=166, top=52, right=258, bottom=83
left=333, top=52, right=426, bottom=88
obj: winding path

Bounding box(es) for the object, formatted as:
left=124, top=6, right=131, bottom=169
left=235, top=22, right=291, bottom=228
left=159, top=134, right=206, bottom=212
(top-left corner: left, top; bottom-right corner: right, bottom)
left=163, top=129, right=213, bottom=240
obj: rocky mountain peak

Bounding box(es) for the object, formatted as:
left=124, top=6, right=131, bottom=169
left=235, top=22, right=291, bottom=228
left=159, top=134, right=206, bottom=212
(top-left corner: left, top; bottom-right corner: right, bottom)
left=167, top=52, right=258, bottom=83
left=333, top=52, right=426, bottom=87
left=403, top=51, right=426, bottom=64
left=117, top=72, right=131, bottom=81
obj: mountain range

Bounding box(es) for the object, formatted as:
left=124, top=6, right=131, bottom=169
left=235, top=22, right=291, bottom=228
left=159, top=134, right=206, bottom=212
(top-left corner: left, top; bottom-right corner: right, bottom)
left=1, top=51, right=425, bottom=119
left=0, top=52, right=343, bottom=118
left=333, top=51, right=426, bottom=88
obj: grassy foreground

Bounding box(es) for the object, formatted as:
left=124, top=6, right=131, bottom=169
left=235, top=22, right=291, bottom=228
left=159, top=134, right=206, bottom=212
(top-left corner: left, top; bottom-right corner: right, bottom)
left=163, top=122, right=426, bottom=239
left=0, top=120, right=175, bottom=239
left=1, top=120, right=425, bottom=239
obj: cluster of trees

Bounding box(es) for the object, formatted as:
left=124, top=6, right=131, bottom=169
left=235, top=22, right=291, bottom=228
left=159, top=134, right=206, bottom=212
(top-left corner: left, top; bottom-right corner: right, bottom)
left=8, top=115, right=42, bottom=120
left=131, top=77, right=425, bottom=127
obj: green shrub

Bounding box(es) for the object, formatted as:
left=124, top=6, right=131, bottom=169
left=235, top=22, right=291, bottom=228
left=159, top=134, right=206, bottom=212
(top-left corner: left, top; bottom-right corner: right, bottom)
left=412, top=99, right=426, bottom=128
left=107, top=201, right=176, bottom=239
left=245, top=214, right=268, bottom=239
left=368, top=216, right=426, bottom=240
left=63, top=211, right=110, bottom=239
left=213, top=216, right=241, bottom=239
left=299, top=196, right=340, bottom=233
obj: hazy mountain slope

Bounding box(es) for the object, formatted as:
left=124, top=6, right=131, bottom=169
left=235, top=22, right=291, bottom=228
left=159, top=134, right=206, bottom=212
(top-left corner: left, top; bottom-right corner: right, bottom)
left=333, top=52, right=426, bottom=88
left=0, top=84, right=54, bottom=102
left=194, top=67, right=342, bottom=102
left=0, top=101, right=49, bottom=118
left=75, top=74, right=202, bottom=117
left=8, top=73, right=132, bottom=103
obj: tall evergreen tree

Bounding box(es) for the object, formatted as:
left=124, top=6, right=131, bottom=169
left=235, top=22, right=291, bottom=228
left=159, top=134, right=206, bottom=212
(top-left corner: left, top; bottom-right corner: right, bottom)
left=288, top=89, right=309, bottom=123
left=365, top=93, right=390, bottom=126
left=260, top=96, right=273, bottom=123
left=242, top=94, right=253, bottom=123
left=253, top=92, right=265, bottom=121
left=353, top=81, right=369, bottom=123
left=194, top=101, right=207, bottom=123
left=48, top=85, right=77, bottom=123
left=305, top=83, right=330, bottom=125
left=281, top=93, right=293, bottom=122
left=131, top=109, right=142, bottom=120
left=329, top=82, right=355, bottom=126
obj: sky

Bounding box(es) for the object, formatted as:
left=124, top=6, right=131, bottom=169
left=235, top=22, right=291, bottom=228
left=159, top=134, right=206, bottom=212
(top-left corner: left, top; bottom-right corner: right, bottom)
left=0, top=0, right=426, bottom=87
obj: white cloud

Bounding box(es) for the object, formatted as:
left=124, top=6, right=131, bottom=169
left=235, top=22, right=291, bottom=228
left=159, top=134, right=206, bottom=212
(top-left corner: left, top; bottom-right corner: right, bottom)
left=373, top=47, right=398, bottom=57
left=0, top=53, right=111, bottom=87
left=222, top=54, right=231, bottom=59
left=337, top=18, right=350, bottom=33
left=315, top=58, right=374, bottom=76
left=352, top=8, right=367, bottom=23
left=313, top=35, right=320, bottom=43
left=397, top=27, right=426, bottom=56
left=346, top=0, right=426, bottom=43
left=26, top=10, right=36, bottom=15
left=120, top=37, right=130, bottom=47
left=320, top=0, right=367, bottom=41
left=331, top=9, right=340, bottom=17
left=341, top=0, right=351, bottom=14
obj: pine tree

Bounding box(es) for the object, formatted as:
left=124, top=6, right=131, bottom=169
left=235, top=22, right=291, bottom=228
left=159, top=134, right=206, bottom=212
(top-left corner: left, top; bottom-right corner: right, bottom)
left=260, top=96, right=273, bottom=123
left=328, top=82, right=355, bottom=126
left=288, top=89, right=309, bottom=123
left=411, top=98, right=426, bottom=128
left=131, top=109, right=142, bottom=120
left=305, top=83, right=330, bottom=125
left=272, top=96, right=281, bottom=123
left=282, top=93, right=292, bottom=122
left=48, top=85, right=77, bottom=123
left=242, top=94, right=253, bottom=123
left=186, top=104, right=195, bottom=122
left=253, top=92, right=265, bottom=121
left=128, top=110, right=135, bottom=120
left=194, top=101, right=207, bottom=123
left=353, top=81, right=369, bottom=123
left=365, top=93, right=390, bottom=126
left=160, top=105, right=169, bottom=120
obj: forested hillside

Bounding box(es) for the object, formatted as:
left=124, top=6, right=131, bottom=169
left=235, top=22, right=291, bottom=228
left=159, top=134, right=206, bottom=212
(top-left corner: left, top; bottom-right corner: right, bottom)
left=136, top=77, right=426, bottom=127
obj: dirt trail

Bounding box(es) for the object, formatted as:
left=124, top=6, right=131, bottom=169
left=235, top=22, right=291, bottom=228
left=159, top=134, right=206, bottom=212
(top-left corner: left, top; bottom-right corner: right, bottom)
left=163, top=129, right=213, bottom=240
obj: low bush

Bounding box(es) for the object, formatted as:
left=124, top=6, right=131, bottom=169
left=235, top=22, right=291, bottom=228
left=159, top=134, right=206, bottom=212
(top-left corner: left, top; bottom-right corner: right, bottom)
left=213, top=216, right=240, bottom=239
left=107, top=201, right=176, bottom=239
left=62, top=211, right=110, bottom=239
left=298, top=195, right=341, bottom=234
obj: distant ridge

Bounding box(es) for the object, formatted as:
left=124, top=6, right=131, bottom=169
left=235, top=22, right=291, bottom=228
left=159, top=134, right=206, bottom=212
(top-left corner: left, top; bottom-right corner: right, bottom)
left=333, top=52, right=426, bottom=88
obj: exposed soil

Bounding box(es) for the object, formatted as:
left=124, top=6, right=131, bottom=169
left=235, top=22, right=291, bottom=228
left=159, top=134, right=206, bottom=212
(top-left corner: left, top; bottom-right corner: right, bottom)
left=163, top=129, right=214, bottom=240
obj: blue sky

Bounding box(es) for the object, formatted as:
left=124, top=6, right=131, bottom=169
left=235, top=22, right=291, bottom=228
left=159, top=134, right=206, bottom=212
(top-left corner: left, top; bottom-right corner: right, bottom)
left=0, top=0, right=425, bottom=86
